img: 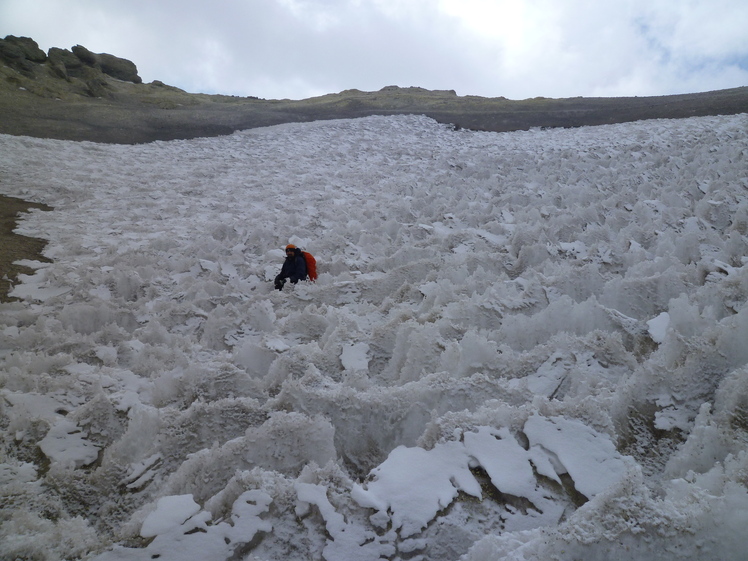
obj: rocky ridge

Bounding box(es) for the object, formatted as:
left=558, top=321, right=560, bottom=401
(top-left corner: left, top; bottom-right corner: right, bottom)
left=2, top=35, right=748, bottom=144
left=1, top=35, right=141, bottom=97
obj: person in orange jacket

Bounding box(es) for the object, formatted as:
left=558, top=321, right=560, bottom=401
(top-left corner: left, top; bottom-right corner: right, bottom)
left=274, top=244, right=307, bottom=290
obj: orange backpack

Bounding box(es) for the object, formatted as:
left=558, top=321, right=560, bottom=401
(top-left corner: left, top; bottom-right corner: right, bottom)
left=302, top=251, right=317, bottom=281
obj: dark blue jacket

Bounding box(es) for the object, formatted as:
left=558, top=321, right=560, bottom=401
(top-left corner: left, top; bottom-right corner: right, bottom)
left=275, top=248, right=307, bottom=283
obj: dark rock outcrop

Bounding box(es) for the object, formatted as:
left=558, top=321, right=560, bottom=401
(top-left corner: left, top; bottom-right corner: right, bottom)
left=0, top=35, right=46, bottom=75
left=98, top=52, right=141, bottom=83
left=71, top=44, right=141, bottom=83
left=0, top=35, right=46, bottom=62
left=71, top=44, right=98, bottom=66
left=46, top=46, right=111, bottom=95
left=1, top=35, right=142, bottom=86
left=47, top=47, right=86, bottom=79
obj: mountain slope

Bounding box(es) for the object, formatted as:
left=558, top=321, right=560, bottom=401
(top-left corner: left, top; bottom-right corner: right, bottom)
left=1, top=36, right=747, bottom=144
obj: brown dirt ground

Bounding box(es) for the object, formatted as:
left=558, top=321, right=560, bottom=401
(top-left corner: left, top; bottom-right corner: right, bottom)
left=0, top=195, right=52, bottom=302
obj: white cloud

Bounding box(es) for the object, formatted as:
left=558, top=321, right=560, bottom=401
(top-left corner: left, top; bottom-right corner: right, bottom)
left=0, top=0, right=745, bottom=99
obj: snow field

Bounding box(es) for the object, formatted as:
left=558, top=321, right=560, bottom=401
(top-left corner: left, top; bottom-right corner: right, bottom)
left=1, top=112, right=748, bottom=560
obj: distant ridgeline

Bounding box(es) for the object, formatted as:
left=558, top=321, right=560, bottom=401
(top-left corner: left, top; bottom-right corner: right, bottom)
left=0, top=35, right=141, bottom=97
left=2, top=34, right=748, bottom=144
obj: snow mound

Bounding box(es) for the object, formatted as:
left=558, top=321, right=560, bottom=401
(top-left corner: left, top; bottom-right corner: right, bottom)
left=2, top=113, right=748, bottom=560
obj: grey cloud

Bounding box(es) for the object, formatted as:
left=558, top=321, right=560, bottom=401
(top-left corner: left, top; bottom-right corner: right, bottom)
left=1, top=0, right=746, bottom=99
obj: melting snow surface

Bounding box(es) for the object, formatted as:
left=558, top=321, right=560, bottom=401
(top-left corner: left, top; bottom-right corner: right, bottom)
left=1, top=113, right=748, bottom=560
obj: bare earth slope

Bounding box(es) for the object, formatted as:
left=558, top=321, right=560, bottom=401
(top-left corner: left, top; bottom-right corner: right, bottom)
left=0, top=196, right=52, bottom=302
left=1, top=37, right=746, bottom=144
left=3, top=78, right=747, bottom=145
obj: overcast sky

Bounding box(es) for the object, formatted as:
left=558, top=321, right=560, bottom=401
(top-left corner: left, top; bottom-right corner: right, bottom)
left=2, top=0, right=747, bottom=100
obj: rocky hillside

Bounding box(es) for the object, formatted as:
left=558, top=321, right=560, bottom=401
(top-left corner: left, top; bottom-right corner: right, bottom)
left=1, top=34, right=748, bottom=145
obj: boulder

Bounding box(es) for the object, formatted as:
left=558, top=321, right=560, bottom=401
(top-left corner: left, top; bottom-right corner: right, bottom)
left=0, top=38, right=25, bottom=61
left=0, top=35, right=46, bottom=75
left=47, top=47, right=106, bottom=92
left=48, top=47, right=87, bottom=79
left=70, top=44, right=142, bottom=84
left=1, top=35, right=46, bottom=62
left=48, top=47, right=83, bottom=68
left=71, top=45, right=98, bottom=66
left=98, top=52, right=141, bottom=83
